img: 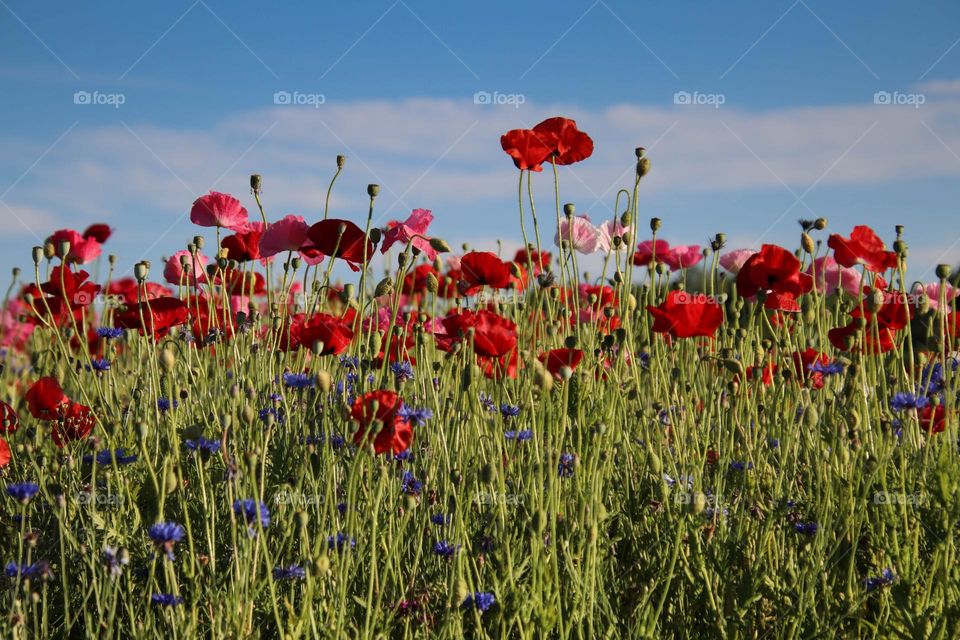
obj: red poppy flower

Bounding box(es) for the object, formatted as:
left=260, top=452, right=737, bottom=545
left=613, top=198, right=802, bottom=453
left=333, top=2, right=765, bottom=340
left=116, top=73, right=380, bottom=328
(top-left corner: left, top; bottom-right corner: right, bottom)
left=539, top=348, right=584, bottom=378
left=827, top=226, right=898, bottom=273
left=114, top=297, right=190, bottom=340
left=30, top=266, right=101, bottom=324
left=513, top=248, right=551, bottom=275
left=107, top=278, right=172, bottom=305
left=221, top=222, right=265, bottom=262
left=83, top=223, right=113, bottom=243
left=646, top=290, right=724, bottom=339
left=52, top=401, right=95, bottom=447
left=190, top=192, right=249, bottom=230
left=439, top=309, right=517, bottom=358
left=47, top=229, right=102, bottom=264
left=0, top=437, right=9, bottom=467
left=632, top=239, right=671, bottom=268
left=532, top=117, right=594, bottom=165
left=500, top=129, right=552, bottom=172
left=459, top=251, right=513, bottom=295
left=920, top=405, right=946, bottom=434
left=745, top=362, right=777, bottom=386
left=402, top=264, right=440, bottom=296
left=1, top=401, right=19, bottom=434
left=478, top=348, right=519, bottom=380
left=25, top=377, right=68, bottom=420
left=306, top=219, right=374, bottom=272
left=350, top=390, right=413, bottom=455
left=736, top=244, right=812, bottom=312
left=298, top=313, right=355, bottom=355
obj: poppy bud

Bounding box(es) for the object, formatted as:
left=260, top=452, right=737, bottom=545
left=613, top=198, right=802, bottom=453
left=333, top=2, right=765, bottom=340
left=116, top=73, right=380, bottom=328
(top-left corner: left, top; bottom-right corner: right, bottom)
left=533, top=367, right=553, bottom=392
left=936, top=264, right=952, bottom=280
left=650, top=217, right=662, bottom=232
left=159, top=349, right=176, bottom=372
left=31, top=246, right=43, bottom=265
left=509, top=262, right=522, bottom=278
left=814, top=217, right=827, bottom=231
left=312, top=554, right=331, bottom=577
left=800, top=232, right=815, bottom=254
left=563, top=203, right=575, bottom=218
left=637, top=157, right=651, bottom=178
left=865, top=290, right=885, bottom=313
left=426, top=273, right=439, bottom=293
left=620, top=231, right=631, bottom=246
left=250, top=174, right=262, bottom=193
left=690, top=492, right=706, bottom=515
left=620, top=211, right=632, bottom=227
left=429, top=237, right=451, bottom=253
left=613, top=270, right=623, bottom=284
left=367, top=184, right=380, bottom=198
left=368, top=227, right=382, bottom=244
left=336, top=154, right=346, bottom=168
left=893, top=240, right=908, bottom=257
left=374, top=277, right=392, bottom=298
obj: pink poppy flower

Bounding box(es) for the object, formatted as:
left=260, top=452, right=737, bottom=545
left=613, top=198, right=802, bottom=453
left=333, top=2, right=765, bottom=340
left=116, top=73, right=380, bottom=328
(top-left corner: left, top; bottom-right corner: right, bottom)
left=632, top=239, right=671, bottom=267
left=163, top=250, right=209, bottom=287
left=381, top=209, right=437, bottom=261
left=596, top=220, right=630, bottom=252
left=259, top=215, right=313, bottom=259
left=47, top=229, right=102, bottom=265
left=1, top=299, right=36, bottom=350
left=554, top=215, right=602, bottom=254
left=719, top=249, right=757, bottom=275
left=806, top=256, right=862, bottom=297
left=913, top=282, right=959, bottom=311
left=190, top=192, right=248, bottom=230
left=663, top=245, right=703, bottom=271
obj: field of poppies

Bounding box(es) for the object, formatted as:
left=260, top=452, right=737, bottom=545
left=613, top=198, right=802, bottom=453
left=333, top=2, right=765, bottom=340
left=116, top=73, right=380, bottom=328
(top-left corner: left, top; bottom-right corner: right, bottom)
left=0, top=116, right=958, bottom=638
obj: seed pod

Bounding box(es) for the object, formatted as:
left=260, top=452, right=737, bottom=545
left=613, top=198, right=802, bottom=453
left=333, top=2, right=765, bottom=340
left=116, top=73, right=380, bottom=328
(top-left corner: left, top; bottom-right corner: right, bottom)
left=691, top=492, right=706, bottom=515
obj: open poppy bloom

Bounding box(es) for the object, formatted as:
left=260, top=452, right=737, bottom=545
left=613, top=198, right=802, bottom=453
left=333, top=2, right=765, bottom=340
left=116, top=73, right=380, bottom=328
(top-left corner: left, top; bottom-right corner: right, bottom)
left=108, top=278, right=173, bottom=304
left=663, top=245, right=703, bottom=271
left=381, top=209, right=437, bottom=260
left=500, top=129, right=552, bottom=171
left=350, top=390, right=413, bottom=455
left=438, top=309, right=518, bottom=358
left=1, top=400, right=20, bottom=434
left=646, top=290, right=724, bottom=339
left=555, top=216, right=603, bottom=254
left=459, top=251, right=513, bottom=295
left=0, top=437, right=9, bottom=467
left=513, top=248, right=551, bottom=275
left=532, top=117, right=594, bottom=165
left=282, top=313, right=354, bottom=354
left=920, top=404, right=947, bottom=434
left=114, top=297, right=190, bottom=340
left=26, top=266, right=101, bottom=325
left=539, top=348, right=584, bottom=378
left=718, top=249, right=757, bottom=275
left=827, top=226, right=898, bottom=273
left=791, top=348, right=830, bottom=389
left=306, top=219, right=373, bottom=272
left=221, top=222, right=265, bottom=262
left=632, top=239, right=671, bottom=268
left=190, top=192, right=249, bottom=230
left=47, top=229, right=102, bottom=265
left=25, top=377, right=69, bottom=420
left=828, top=290, right=909, bottom=354
left=164, top=250, right=209, bottom=287
left=736, top=244, right=812, bottom=312
left=806, top=256, right=863, bottom=297
left=83, top=223, right=113, bottom=243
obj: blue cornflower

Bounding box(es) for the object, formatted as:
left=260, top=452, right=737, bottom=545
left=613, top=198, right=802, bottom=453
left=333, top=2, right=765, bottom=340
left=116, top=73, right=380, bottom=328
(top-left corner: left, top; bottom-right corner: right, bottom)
left=890, top=393, right=929, bottom=411
left=327, top=532, right=355, bottom=553
left=283, top=373, right=315, bottom=389
left=433, top=541, right=459, bottom=557
left=768, top=437, right=780, bottom=449
left=866, top=568, right=896, bottom=592
left=558, top=452, right=577, bottom=477
left=5, top=561, right=53, bottom=581
left=393, top=450, right=413, bottom=462
left=728, top=460, right=754, bottom=472
left=919, top=363, right=945, bottom=395
left=87, top=358, right=111, bottom=372
left=390, top=361, right=415, bottom=381
left=233, top=499, right=270, bottom=535
left=808, top=361, right=844, bottom=376
left=184, top=438, right=221, bottom=456
left=83, top=449, right=138, bottom=466
left=273, top=564, right=306, bottom=580
left=148, top=522, right=185, bottom=559
left=339, top=355, right=359, bottom=370
left=462, top=592, right=496, bottom=613
left=329, top=434, right=346, bottom=450
left=336, top=502, right=347, bottom=515
left=157, top=397, right=178, bottom=412
left=397, top=405, right=433, bottom=427
left=151, top=594, right=184, bottom=607
left=6, top=482, right=40, bottom=504
left=430, top=513, right=449, bottom=526
left=401, top=471, right=422, bottom=496
left=96, top=326, right=125, bottom=339
left=259, top=407, right=285, bottom=424
left=102, top=545, right=129, bottom=578
left=794, top=522, right=818, bottom=536
left=664, top=474, right=694, bottom=490
left=478, top=393, right=496, bottom=413
left=505, top=430, right=533, bottom=442
left=500, top=404, right=520, bottom=419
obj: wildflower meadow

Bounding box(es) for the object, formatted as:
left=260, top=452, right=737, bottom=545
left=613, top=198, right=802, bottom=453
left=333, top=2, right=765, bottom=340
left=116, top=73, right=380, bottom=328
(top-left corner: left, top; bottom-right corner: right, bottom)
left=1, top=116, right=959, bottom=639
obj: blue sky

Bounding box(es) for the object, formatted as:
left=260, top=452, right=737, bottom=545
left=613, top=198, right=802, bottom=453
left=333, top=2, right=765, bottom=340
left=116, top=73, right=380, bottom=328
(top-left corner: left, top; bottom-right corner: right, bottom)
left=2, top=0, right=960, bottom=283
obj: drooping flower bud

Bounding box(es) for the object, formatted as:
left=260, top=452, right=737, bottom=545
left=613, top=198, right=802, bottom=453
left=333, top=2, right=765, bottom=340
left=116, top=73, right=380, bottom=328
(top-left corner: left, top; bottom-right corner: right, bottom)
left=429, top=237, right=451, bottom=253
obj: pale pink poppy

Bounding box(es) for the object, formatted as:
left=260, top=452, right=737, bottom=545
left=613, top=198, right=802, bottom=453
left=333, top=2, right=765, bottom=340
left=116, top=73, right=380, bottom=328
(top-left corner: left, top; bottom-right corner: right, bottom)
left=805, top=256, right=862, bottom=296
left=596, top=220, right=630, bottom=252
left=555, top=215, right=602, bottom=254
left=633, top=239, right=671, bottom=267
left=230, top=295, right=251, bottom=314
left=0, top=300, right=36, bottom=350
left=163, top=250, right=209, bottom=287
left=913, top=282, right=959, bottom=311
left=381, top=209, right=437, bottom=260
left=444, top=254, right=462, bottom=271
left=663, top=245, right=703, bottom=271
left=719, top=249, right=757, bottom=275
left=260, top=215, right=310, bottom=257
left=190, top=192, right=249, bottom=230
left=47, top=229, right=102, bottom=265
